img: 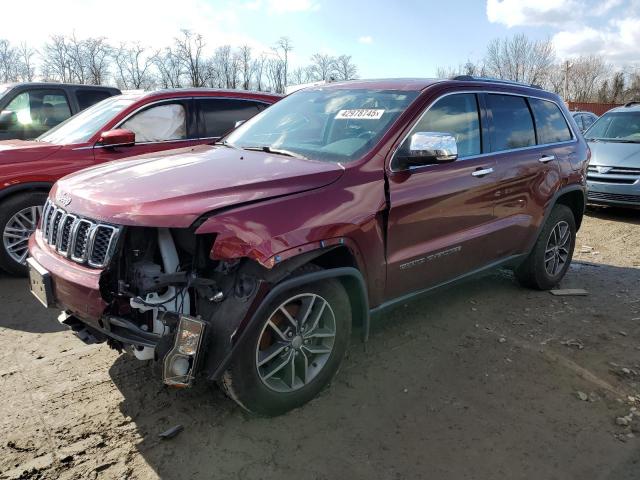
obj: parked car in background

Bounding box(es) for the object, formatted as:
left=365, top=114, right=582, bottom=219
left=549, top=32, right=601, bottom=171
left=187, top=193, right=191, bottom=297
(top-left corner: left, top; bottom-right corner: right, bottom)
left=571, top=111, right=598, bottom=133
left=27, top=77, right=588, bottom=416
left=585, top=101, right=640, bottom=208
left=0, top=89, right=281, bottom=274
left=0, top=83, right=121, bottom=140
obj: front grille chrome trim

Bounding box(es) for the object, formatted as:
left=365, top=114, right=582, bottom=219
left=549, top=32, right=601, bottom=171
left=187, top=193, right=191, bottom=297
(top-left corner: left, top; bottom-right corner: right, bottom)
left=40, top=199, right=121, bottom=269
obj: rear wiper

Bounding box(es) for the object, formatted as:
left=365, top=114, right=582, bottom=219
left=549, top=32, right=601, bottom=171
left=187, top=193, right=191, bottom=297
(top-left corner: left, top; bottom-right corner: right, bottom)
left=242, top=146, right=306, bottom=159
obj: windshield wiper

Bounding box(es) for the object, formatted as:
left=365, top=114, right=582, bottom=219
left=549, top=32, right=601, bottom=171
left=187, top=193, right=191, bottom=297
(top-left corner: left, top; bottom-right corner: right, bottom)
left=242, top=146, right=306, bottom=159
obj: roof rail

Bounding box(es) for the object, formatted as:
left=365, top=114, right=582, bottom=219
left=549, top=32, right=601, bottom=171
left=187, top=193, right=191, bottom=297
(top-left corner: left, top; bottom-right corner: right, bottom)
left=624, top=101, right=640, bottom=107
left=452, top=75, right=542, bottom=90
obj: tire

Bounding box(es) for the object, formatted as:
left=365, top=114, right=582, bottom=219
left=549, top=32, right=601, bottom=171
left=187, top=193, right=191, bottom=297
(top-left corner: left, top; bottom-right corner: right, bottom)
left=515, top=204, right=576, bottom=290
left=0, top=191, right=48, bottom=276
left=220, top=268, right=352, bottom=416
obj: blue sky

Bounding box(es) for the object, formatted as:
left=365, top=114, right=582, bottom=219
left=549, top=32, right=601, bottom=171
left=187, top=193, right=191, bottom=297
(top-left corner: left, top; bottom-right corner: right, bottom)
left=3, top=0, right=640, bottom=77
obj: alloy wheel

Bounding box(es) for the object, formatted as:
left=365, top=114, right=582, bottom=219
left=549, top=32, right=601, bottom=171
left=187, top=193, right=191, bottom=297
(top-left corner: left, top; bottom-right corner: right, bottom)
left=255, top=293, right=337, bottom=393
left=544, top=220, right=571, bottom=276
left=2, top=206, right=42, bottom=265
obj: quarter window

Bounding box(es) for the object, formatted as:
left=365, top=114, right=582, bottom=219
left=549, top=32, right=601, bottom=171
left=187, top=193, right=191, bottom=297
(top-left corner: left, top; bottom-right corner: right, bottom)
left=487, top=94, right=535, bottom=151
left=402, top=93, right=481, bottom=159
left=76, top=90, right=113, bottom=110
left=530, top=98, right=572, bottom=144
left=121, top=103, right=186, bottom=142
left=197, top=99, right=266, bottom=138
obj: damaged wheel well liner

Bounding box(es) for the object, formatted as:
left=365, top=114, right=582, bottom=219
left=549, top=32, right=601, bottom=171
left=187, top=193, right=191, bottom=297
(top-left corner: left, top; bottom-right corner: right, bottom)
left=208, top=266, right=369, bottom=381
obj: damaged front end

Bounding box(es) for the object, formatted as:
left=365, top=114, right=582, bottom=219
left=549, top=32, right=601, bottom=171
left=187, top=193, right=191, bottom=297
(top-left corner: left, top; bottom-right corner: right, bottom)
left=55, top=223, right=269, bottom=388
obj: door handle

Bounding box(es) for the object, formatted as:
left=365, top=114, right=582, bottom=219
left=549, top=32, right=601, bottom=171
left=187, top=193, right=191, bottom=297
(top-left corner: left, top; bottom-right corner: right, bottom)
left=539, top=154, right=556, bottom=163
left=471, top=167, right=494, bottom=177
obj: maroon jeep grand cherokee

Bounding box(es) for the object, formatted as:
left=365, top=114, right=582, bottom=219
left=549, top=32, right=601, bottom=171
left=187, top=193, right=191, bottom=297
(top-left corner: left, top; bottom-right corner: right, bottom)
left=28, top=78, right=589, bottom=415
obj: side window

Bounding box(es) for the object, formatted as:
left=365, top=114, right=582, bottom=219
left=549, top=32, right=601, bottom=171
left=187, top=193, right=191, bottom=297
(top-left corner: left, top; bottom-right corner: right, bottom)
left=487, top=94, right=535, bottom=151
left=197, top=99, right=263, bottom=138
left=400, top=93, right=481, bottom=159
left=530, top=98, right=572, bottom=144
left=583, top=114, right=596, bottom=130
left=121, top=103, right=186, bottom=143
left=2, top=90, right=71, bottom=131
left=76, top=90, right=112, bottom=110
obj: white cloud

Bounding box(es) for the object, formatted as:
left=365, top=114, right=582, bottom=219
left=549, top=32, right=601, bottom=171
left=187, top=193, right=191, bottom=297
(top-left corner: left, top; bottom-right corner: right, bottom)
left=358, top=36, right=373, bottom=44
left=486, top=0, right=577, bottom=27
left=553, top=16, right=640, bottom=63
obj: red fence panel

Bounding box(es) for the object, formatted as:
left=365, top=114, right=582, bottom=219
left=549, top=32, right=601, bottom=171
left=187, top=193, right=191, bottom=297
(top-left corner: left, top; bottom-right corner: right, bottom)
left=567, top=102, right=623, bottom=116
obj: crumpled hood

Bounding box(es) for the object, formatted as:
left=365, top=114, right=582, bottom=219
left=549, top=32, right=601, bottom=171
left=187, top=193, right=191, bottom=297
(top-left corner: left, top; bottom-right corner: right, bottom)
left=0, top=139, right=62, bottom=164
left=52, top=144, right=345, bottom=227
left=588, top=141, right=640, bottom=168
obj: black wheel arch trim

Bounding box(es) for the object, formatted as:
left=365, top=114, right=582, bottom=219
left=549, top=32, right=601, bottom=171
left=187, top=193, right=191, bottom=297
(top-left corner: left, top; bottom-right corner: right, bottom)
left=209, top=266, right=369, bottom=380
left=524, top=184, right=586, bottom=254
left=0, top=182, right=52, bottom=202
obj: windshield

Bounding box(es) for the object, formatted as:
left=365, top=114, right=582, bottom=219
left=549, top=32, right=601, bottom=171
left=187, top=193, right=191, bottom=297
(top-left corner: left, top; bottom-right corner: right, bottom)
left=38, top=94, right=141, bottom=144
left=585, top=111, right=640, bottom=142
left=225, top=88, right=419, bottom=163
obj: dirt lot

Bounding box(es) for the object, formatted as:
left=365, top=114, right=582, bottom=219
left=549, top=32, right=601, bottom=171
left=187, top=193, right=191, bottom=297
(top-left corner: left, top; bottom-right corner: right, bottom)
left=1, top=207, right=639, bottom=480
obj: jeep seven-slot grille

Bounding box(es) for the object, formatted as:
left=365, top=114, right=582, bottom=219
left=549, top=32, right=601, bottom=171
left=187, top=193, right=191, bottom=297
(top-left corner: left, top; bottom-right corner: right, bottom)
left=41, top=200, right=121, bottom=268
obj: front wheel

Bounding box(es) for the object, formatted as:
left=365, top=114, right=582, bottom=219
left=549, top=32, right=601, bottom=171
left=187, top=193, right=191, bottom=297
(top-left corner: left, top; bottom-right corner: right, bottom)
left=0, top=192, right=48, bottom=276
left=220, top=274, right=352, bottom=416
left=515, top=204, right=576, bottom=290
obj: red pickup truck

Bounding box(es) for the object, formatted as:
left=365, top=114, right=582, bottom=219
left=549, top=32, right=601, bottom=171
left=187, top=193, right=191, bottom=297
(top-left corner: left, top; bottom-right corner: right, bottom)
left=0, top=89, right=280, bottom=274
left=28, top=78, right=589, bottom=416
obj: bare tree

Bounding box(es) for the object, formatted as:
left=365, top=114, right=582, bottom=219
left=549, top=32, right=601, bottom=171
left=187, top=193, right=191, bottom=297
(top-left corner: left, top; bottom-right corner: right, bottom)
left=42, top=35, right=73, bottom=83
left=253, top=53, right=267, bottom=91
left=239, top=45, right=253, bottom=90
left=0, top=39, right=19, bottom=82
left=563, top=55, right=607, bottom=102
left=309, top=53, right=336, bottom=81
left=485, top=34, right=555, bottom=86
left=266, top=57, right=286, bottom=93
left=17, top=42, right=36, bottom=81
left=84, top=37, right=112, bottom=84
left=175, top=30, right=207, bottom=87
left=273, top=37, right=293, bottom=89
left=334, top=55, right=357, bottom=80
left=114, top=43, right=154, bottom=89
left=152, top=47, right=183, bottom=88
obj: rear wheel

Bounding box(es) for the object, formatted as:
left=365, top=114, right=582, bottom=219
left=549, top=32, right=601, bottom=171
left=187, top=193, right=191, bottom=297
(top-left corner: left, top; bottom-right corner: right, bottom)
left=220, top=271, right=351, bottom=416
left=516, top=204, right=576, bottom=290
left=0, top=191, right=48, bottom=275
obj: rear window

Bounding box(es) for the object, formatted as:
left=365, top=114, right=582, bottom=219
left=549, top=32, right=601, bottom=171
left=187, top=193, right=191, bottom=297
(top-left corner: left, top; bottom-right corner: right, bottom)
left=487, top=94, right=535, bottom=152
left=197, top=99, right=266, bottom=138
left=76, top=89, right=113, bottom=110
left=530, top=98, right=572, bottom=144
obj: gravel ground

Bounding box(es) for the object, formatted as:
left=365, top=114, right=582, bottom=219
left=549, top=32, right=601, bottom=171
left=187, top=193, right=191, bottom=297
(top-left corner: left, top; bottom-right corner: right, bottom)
left=0, top=207, right=639, bottom=480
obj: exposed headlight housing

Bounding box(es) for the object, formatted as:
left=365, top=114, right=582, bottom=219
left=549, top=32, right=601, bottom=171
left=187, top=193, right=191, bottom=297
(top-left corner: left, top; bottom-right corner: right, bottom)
left=163, top=315, right=206, bottom=387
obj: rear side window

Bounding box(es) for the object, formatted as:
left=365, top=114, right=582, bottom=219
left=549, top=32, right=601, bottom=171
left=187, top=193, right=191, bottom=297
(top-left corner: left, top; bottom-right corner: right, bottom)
left=582, top=114, right=596, bottom=130
left=3, top=90, right=71, bottom=129
left=197, top=99, right=265, bottom=138
left=76, top=90, right=113, bottom=110
left=487, top=94, right=535, bottom=151
left=530, top=98, right=572, bottom=144
left=404, top=93, right=481, bottom=158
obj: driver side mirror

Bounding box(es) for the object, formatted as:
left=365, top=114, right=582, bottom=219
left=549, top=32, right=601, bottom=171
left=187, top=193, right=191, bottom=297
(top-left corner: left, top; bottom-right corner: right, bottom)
left=397, top=132, right=458, bottom=169
left=100, top=129, right=135, bottom=148
left=0, top=110, right=18, bottom=130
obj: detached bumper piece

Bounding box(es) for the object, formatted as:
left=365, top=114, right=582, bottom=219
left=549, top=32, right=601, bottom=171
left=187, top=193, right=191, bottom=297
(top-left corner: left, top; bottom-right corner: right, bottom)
left=163, top=314, right=206, bottom=388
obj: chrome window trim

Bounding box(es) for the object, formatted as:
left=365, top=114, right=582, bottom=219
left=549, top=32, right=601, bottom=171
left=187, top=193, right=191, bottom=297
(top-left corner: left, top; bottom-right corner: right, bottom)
left=390, top=89, right=578, bottom=173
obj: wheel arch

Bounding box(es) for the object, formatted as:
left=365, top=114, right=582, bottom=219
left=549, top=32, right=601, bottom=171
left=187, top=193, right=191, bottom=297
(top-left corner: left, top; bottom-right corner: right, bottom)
left=0, top=182, right=53, bottom=203
left=555, top=188, right=585, bottom=230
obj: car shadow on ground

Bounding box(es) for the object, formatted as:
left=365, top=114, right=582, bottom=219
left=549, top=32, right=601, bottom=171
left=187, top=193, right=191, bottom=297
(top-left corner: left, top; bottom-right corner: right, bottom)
left=0, top=271, right=65, bottom=333
left=586, top=205, right=640, bottom=225
left=107, top=263, right=640, bottom=479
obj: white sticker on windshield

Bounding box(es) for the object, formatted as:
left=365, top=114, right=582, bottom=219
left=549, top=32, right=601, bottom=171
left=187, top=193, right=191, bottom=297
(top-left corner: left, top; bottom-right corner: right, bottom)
left=335, top=109, right=385, bottom=120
